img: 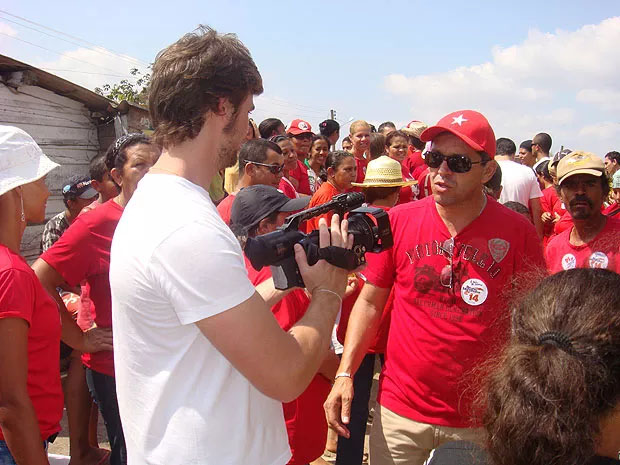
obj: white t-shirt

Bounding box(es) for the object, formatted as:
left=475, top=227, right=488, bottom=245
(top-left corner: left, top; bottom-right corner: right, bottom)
left=497, top=159, right=543, bottom=207
left=110, top=173, right=291, bottom=465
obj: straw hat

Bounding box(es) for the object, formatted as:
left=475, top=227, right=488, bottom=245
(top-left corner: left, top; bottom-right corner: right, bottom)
left=401, top=120, right=428, bottom=139
left=351, top=156, right=417, bottom=188
left=0, top=125, right=59, bottom=197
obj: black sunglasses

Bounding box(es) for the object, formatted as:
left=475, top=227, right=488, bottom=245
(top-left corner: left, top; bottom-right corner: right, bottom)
left=425, top=151, right=484, bottom=173
left=245, top=160, right=285, bottom=174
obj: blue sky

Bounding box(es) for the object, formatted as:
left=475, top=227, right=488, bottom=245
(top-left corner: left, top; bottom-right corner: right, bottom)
left=1, top=1, right=619, bottom=155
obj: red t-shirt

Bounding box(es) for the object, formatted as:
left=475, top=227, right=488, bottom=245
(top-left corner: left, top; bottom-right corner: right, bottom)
left=40, top=199, right=123, bottom=377
left=545, top=217, right=620, bottom=273
left=354, top=156, right=368, bottom=185
left=336, top=205, right=393, bottom=353
left=603, top=202, right=620, bottom=216
left=540, top=187, right=559, bottom=246
left=245, top=259, right=331, bottom=465
left=0, top=245, right=63, bottom=440
left=540, top=186, right=558, bottom=213
left=279, top=177, right=298, bottom=199
left=394, top=165, right=414, bottom=205
left=415, top=167, right=432, bottom=199
left=403, top=148, right=424, bottom=177
left=216, top=193, right=236, bottom=225
left=305, top=181, right=341, bottom=232
left=363, top=196, right=544, bottom=427
left=554, top=210, right=573, bottom=236
left=289, top=160, right=312, bottom=196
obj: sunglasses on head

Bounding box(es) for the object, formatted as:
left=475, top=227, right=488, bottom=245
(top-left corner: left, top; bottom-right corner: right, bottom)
left=245, top=160, right=285, bottom=174
left=425, top=151, right=484, bottom=173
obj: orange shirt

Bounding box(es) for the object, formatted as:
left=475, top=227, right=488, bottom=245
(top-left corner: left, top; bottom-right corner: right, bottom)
left=305, top=182, right=341, bottom=232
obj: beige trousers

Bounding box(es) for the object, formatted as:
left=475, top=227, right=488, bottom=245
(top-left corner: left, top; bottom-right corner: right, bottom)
left=369, top=404, right=484, bottom=465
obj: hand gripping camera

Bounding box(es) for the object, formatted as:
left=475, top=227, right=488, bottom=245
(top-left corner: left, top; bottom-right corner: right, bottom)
left=244, top=192, right=393, bottom=290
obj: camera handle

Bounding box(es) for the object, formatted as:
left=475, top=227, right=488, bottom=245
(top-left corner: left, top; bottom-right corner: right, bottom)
left=270, top=244, right=362, bottom=290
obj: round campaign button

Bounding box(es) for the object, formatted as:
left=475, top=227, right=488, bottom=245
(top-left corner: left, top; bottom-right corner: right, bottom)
left=461, top=278, right=488, bottom=306
left=562, top=253, right=577, bottom=270
left=588, top=251, right=609, bottom=269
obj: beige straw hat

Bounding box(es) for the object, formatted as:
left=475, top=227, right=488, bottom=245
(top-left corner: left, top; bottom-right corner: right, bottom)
left=351, top=156, right=417, bottom=188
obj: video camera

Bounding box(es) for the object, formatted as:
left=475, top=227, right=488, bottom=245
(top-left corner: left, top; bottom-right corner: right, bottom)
left=244, top=192, right=393, bottom=290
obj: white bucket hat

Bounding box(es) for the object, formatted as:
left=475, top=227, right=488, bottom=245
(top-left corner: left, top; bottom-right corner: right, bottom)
left=0, top=125, right=59, bottom=197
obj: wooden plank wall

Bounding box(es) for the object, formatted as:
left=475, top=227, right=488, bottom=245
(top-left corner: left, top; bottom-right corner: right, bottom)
left=0, top=83, right=100, bottom=262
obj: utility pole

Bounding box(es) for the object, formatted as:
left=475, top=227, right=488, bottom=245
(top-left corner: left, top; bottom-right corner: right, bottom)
left=330, top=109, right=336, bottom=120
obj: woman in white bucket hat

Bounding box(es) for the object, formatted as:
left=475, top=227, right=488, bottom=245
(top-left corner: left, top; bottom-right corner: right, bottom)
left=0, top=125, right=63, bottom=464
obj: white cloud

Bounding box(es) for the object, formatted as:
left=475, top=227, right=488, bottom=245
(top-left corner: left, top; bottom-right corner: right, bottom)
left=576, top=88, right=620, bottom=111
left=34, top=47, right=148, bottom=92
left=0, top=22, right=17, bottom=37
left=383, top=16, right=620, bottom=155
left=578, top=122, right=620, bottom=141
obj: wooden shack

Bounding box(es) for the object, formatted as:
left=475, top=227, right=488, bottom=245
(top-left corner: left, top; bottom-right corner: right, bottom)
left=0, top=55, right=150, bottom=261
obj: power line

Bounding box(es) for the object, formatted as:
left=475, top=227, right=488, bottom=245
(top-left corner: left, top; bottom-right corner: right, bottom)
left=0, top=32, right=137, bottom=79
left=0, top=9, right=149, bottom=67
left=40, top=68, right=139, bottom=79
left=0, top=15, right=148, bottom=70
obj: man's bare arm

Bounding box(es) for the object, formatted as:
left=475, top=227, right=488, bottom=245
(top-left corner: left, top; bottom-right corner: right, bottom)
left=324, top=282, right=390, bottom=437
left=196, top=215, right=350, bottom=402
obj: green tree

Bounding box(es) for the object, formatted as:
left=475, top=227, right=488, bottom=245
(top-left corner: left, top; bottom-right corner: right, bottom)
left=95, top=67, right=150, bottom=106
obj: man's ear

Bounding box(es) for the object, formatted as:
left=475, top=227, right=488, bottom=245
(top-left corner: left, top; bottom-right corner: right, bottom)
left=481, top=160, right=497, bottom=184
left=326, top=166, right=335, bottom=178
left=244, top=162, right=256, bottom=178
left=110, top=167, right=123, bottom=187
left=214, top=97, right=233, bottom=117
left=91, top=179, right=102, bottom=193
left=255, top=217, right=272, bottom=236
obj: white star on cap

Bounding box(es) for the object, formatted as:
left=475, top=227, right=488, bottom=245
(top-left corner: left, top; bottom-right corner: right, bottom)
left=452, top=114, right=468, bottom=126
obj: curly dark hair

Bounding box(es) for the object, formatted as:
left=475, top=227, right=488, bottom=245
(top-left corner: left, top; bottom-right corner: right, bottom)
left=482, top=268, right=620, bottom=465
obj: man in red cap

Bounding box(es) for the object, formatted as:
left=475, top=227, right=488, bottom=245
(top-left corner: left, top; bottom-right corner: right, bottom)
left=286, top=119, right=313, bottom=195
left=325, top=110, right=545, bottom=465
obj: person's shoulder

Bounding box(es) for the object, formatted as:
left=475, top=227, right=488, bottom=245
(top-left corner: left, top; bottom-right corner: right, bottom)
left=487, top=197, right=536, bottom=230
left=216, top=193, right=235, bottom=211
left=0, top=246, right=34, bottom=286
left=547, top=227, right=571, bottom=250
left=0, top=246, right=28, bottom=273
left=391, top=196, right=433, bottom=216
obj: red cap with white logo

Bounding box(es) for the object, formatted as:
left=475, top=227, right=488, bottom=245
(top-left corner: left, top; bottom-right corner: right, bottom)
left=420, top=110, right=496, bottom=158
left=286, top=119, right=314, bottom=136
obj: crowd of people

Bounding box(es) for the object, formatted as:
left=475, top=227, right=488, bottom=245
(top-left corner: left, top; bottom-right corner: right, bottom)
left=1, top=25, right=619, bottom=465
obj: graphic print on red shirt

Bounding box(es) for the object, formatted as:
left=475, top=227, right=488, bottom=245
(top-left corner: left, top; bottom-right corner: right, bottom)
left=40, top=199, right=123, bottom=376
left=245, top=259, right=331, bottom=465
left=0, top=245, right=63, bottom=440
left=545, top=216, right=620, bottom=273
left=361, top=196, right=544, bottom=427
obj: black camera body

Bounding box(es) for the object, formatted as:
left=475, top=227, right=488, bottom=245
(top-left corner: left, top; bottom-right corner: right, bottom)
left=244, top=192, right=393, bottom=290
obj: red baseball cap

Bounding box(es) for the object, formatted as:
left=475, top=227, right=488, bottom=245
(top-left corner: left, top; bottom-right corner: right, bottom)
left=287, top=119, right=313, bottom=136
left=420, top=110, right=496, bottom=158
